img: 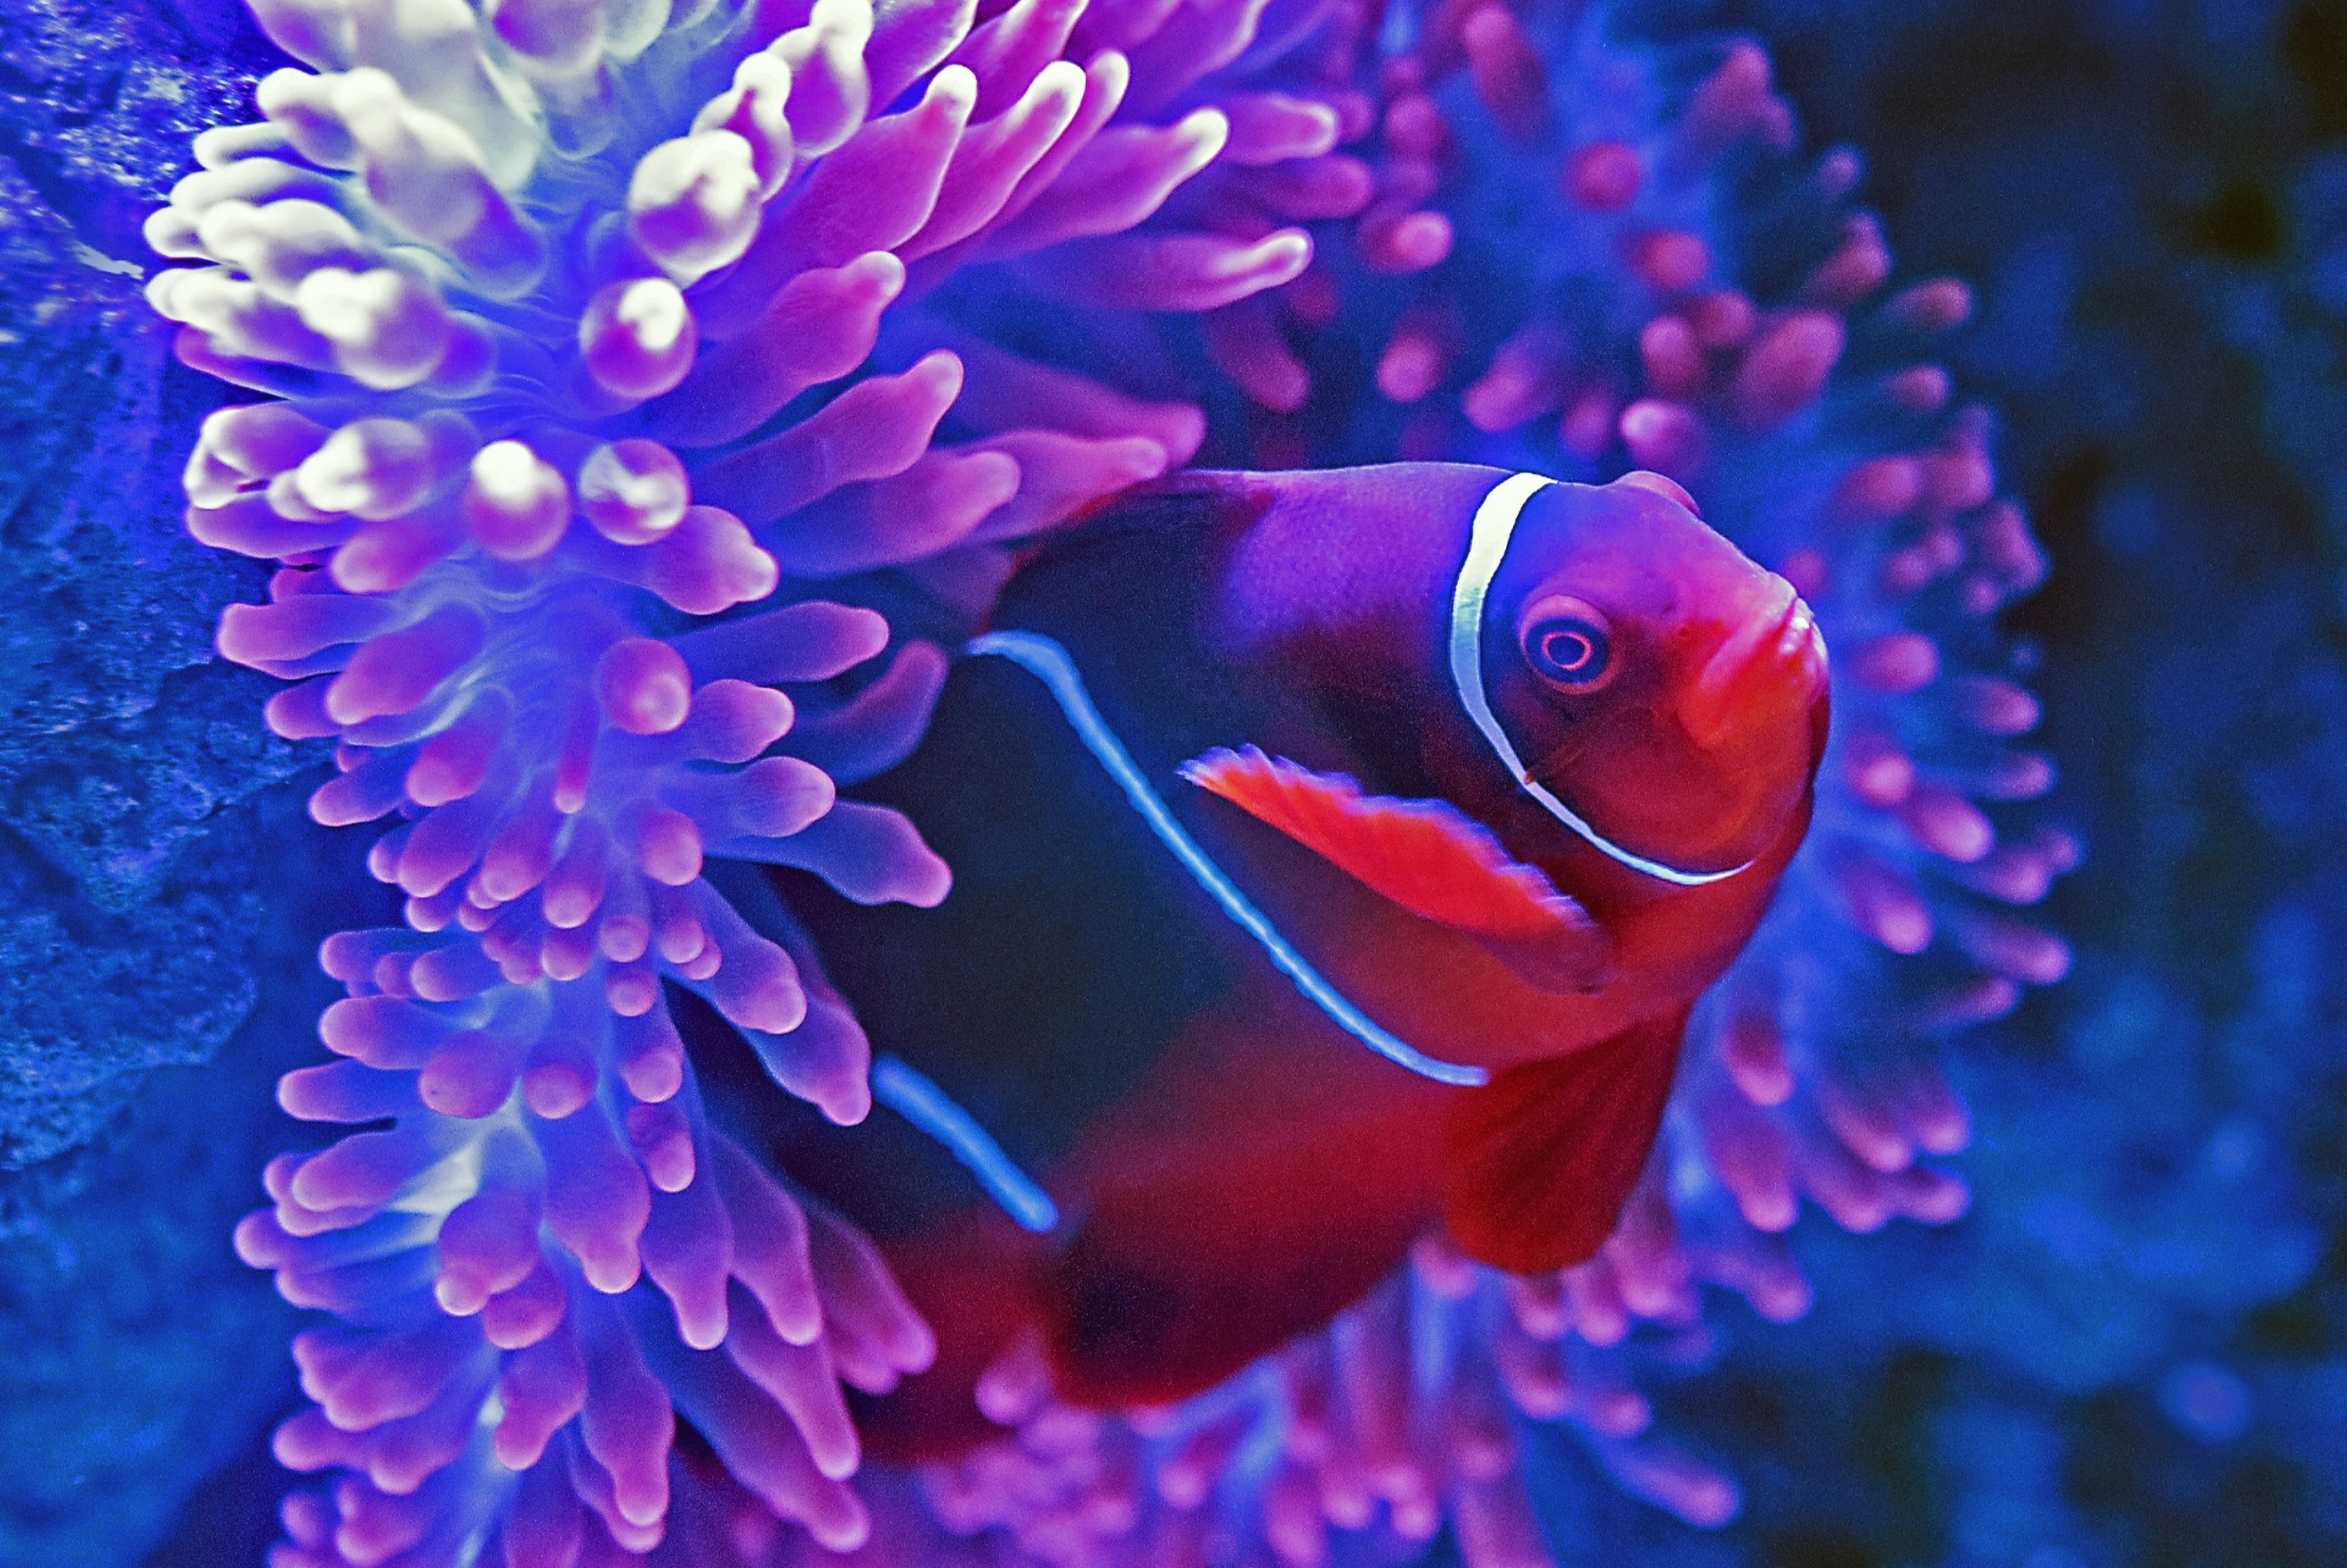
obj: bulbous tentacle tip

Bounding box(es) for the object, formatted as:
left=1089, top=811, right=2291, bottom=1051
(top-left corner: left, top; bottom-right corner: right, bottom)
left=1611, top=467, right=1701, bottom=516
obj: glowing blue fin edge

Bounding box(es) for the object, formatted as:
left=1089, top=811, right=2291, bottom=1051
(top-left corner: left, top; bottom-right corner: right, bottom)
left=872, top=1053, right=1062, bottom=1234
left=1449, top=471, right=1752, bottom=888
left=967, top=628, right=1490, bottom=1090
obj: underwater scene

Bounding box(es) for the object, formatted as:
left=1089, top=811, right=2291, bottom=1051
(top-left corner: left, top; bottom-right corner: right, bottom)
left=0, top=0, right=2339, bottom=1564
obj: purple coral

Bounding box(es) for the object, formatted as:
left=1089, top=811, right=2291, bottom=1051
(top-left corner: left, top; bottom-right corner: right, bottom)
left=150, top=0, right=1342, bottom=1560
left=157, top=0, right=2067, bottom=1563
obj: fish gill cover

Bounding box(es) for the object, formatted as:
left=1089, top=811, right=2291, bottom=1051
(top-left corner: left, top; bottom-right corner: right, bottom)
left=138, top=0, right=2063, bottom=1563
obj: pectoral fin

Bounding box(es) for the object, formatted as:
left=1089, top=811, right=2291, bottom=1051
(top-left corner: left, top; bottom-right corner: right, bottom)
left=1439, top=1005, right=1690, bottom=1275
left=1180, top=746, right=1615, bottom=993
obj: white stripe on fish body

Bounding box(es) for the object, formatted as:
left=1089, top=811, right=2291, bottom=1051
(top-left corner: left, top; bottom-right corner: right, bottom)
left=872, top=1054, right=1062, bottom=1234
left=966, top=628, right=1490, bottom=1090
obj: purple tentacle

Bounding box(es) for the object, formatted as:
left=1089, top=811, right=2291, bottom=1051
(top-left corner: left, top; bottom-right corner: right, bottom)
left=162, top=0, right=1315, bottom=1560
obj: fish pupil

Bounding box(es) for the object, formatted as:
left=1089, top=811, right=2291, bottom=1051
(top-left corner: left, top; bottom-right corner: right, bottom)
left=1530, top=617, right=1608, bottom=686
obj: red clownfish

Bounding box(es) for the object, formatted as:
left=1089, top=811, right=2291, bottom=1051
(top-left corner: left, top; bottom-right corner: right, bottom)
left=763, top=463, right=1828, bottom=1455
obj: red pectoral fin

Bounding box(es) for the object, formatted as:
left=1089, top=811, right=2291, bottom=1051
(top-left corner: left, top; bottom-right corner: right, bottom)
left=1181, top=746, right=1615, bottom=993
left=1440, top=1006, right=1690, bottom=1275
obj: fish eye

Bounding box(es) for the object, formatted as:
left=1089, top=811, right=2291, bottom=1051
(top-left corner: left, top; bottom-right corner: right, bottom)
left=1518, top=595, right=1615, bottom=693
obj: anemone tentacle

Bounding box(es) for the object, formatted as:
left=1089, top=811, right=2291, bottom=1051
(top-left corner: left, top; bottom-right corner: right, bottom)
left=156, top=0, right=1328, bottom=1560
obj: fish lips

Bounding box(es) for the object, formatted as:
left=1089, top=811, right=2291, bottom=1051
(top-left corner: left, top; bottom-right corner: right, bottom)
left=1681, top=579, right=1828, bottom=751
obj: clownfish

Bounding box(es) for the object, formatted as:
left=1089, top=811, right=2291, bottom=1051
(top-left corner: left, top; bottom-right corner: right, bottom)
left=763, top=464, right=1827, bottom=1455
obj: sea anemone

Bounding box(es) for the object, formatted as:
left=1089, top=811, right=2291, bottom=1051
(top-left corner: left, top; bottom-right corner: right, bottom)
left=151, top=0, right=1326, bottom=1559
left=151, top=0, right=2067, bottom=1563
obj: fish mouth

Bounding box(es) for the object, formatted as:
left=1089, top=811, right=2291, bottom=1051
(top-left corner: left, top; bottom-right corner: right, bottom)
left=1681, top=575, right=1828, bottom=750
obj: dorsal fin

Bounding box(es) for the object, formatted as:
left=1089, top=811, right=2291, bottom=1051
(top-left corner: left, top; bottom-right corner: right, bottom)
left=1179, top=746, right=1615, bottom=993
left=1440, top=1005, right=1689, bottom=1275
